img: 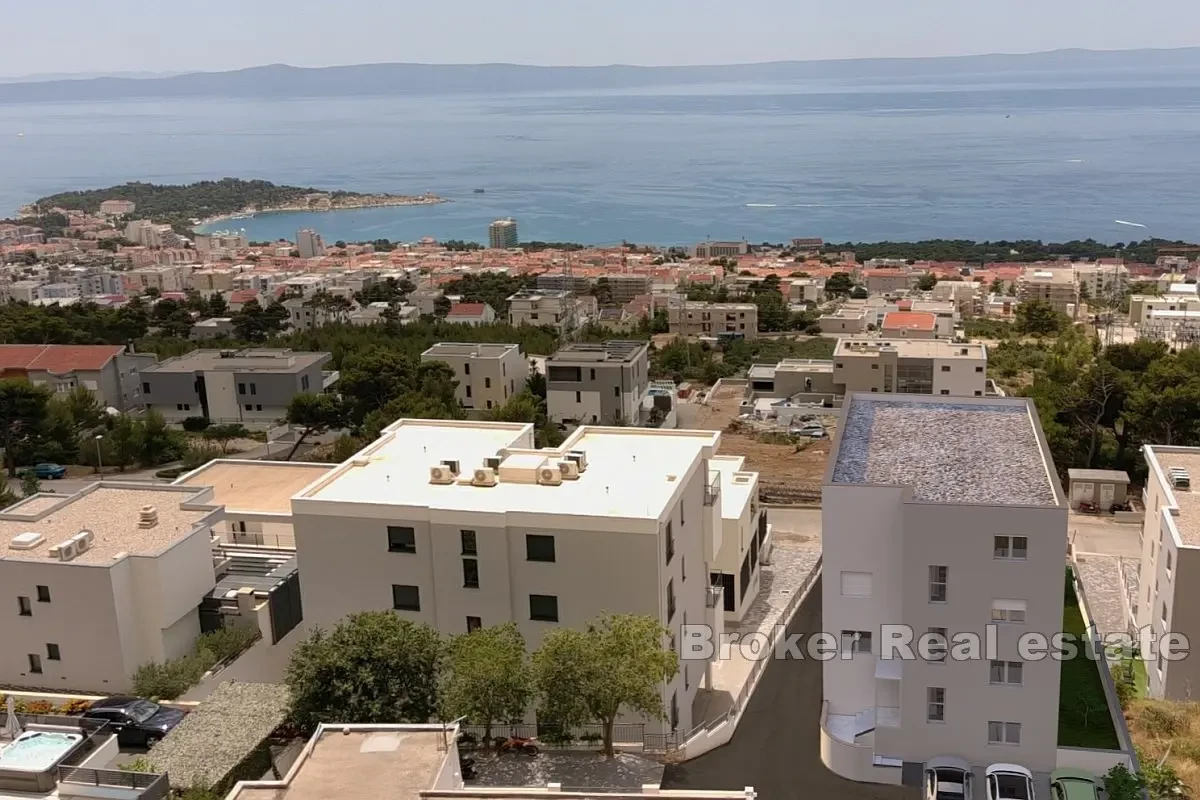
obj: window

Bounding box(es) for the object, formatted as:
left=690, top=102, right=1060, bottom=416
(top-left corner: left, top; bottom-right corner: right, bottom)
left=941, top=365, right=951, bottom=372
left=590, top=368, right=596, bottom=381
left=927, top=687, right=945, bottom=722
left=142, top=382, right=151, bottom=394
left=987, top=721, right=1021, bottom=745
left=461, top=530, right=477, bottom=555
left=36, top=585, right=50, bottom=603
left=464, top=363, right=470, bottom=375
left=17, top=596, right=31, bottom=616
left=575, top=391, right=582, bottom=403
left=989, top=660, right=1023, bottom=685
left=392, top=584, right=420, bottom=611
left=245, top=404, right=253, bottom=411
left=926, top=627, right=948, bottom=663
left=526, top=534, right=556, bottom=562
left=530, top=594, right=559, bottom=622
left=871, top=364, right=879, bottom=370
left=841, top=630, right=872, bottom=655
left=667, top=580, right=676, bottom=622
left=27, top=654, right=41, bottom=674
left=994, top=535, right=1028, bottom=559
left=681, top=555, right=686, bottom=582
left=974, top=391, right=983, bottom=396
left=46, top=643, right=61, bottom=661
left=463, top=558, right=480, bottom=588
left=301, top=374, right=310, bottom=391
left=466, top=616, right=482, bottom=632
left=255, top=405, right=262, bottom=411
left=486, top=400, right=493, bottom=409
left=1162, top=601, right=1169, bottom=622
left=466, top=385, right=472, bottom=398
left=991, top=599, right=1027, bottom=623
left=928, top=565, right=948, bottom=602
left=387, top=526, right=416, bottom=553
left=238, top=383, right=246, bottom=394
left=840, top=571, right=873, bottom=597
left=250, top=383, right=257, bottom=395
left=1167, top=550, right=1173, bottom=574
left=665, top=521, right=674, bottom=564
left=670, top=691, right=679, bottom=730
left=939, top=389, right=950, bottom=395
left=975, top=366, right=984, bottom=373
left=485, top=377, right=491, bottom=389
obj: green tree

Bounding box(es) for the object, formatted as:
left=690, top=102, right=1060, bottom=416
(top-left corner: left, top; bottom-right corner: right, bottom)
left=1015, top=299, right=1068, bottom=336
left=533, top=614, right=678, bottom=757
left=591, top=278, right=614, bottom=308
left=284, top=393, right=346, bottom=459
left=231, top=299, right=288, bottom=341
left=20, top=471, right=40, bottom=497
left=201, top=423, right=249, bottom=454
left=0, top=380, right=51, bottom=476
left=137, top=408, right=179, bottom=467
left=433, top=295, right=453, bottom=319
left=441, top=623, right=533, bottom=742
left=916, top=273, right=938, bottom=291
left=207, top=293, right=229, bottom=317
left=0, top=474, right=17, bottom=509
left=824, top=272, right=854, bottom=297
left=286, top=611, right=444, bottom=728
left=990, top=277, right=1007, bottom=294
left=108, top=414, right=141, bottom=472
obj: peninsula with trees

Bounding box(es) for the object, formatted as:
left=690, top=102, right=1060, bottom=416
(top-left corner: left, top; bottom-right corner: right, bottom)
left=24, top=178, right=446, bottom=235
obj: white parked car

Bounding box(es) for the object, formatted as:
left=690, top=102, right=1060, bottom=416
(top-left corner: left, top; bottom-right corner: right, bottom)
left=925, top=756, right=973, bottom=800
left=985, top=763, right=1034, bottom=800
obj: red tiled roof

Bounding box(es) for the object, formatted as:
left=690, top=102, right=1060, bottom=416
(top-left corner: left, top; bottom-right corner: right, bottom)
left=881, top=311, right=937, bottom=332
left=230, top=289, right=259, bottom=303
left=448, top=303, right=487, bottom=317
left=0, top=344, right=125, bottom=374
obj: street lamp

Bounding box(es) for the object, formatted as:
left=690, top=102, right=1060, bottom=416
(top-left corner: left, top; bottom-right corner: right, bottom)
left=94, top=434, right=104, bottom=475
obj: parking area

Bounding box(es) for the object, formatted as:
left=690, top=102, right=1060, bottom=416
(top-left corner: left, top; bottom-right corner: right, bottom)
left=664, top=581, right=918, bottom=800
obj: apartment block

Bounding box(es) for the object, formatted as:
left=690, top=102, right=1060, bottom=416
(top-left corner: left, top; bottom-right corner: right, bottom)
left=789, top=277, right=826, bottom=304
left=1017, top=267, right=1078, bottom=315
left=421, top=342, right=529, bottom=414
left=880, top=311, right=938, bottom=339
left=0, top=484, right=222, bottom=691
left=0, top=344, right=156, bottom=411
left=489, top=218, right=518, bottom=249
left=99, top=199, right=136, bottom=216
left=819, top=308, right=869, bottom=334
left=668, top=302, right=758, bottom=339
left=1136, top=445, right=1200, bottom=700
left=122, top=265, right=191, bottom=294
left=507, top=289, right=576, bottom=331
left=188, top=268, right=238, bottom=294
left=708, top=455, right=769, bottom=622
left=536, top=272, right=591, bottom=295
left=605, top=273, right=654, bottom=305
left=291, top=419, right=735, bottom=735
left=1073, top=262, right=1128, bottom=301
left=691, top=241, right=748, bottom=259
left=545, top=340, right=649, bottom=425
left=865, top=270, right=912, bottom=294
left=821, top=394, right=1067, bottom=784
left=140, top=348, right=332, bottom=425
left=445, top=302, right=497, bottom=326
left=297, top=229, right=326, bottom=259
left=833, top=338, right=988, bottom=397
left=1129, top=288, right=1200, bottom=328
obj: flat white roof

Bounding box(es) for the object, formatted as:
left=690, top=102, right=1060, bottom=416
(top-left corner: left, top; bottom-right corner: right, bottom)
left=709, top=455, right=756, bottom=519
left=299, top=419, right=720, bottom=521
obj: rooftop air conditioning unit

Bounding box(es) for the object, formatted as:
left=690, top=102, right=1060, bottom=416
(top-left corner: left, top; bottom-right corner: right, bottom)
left=557, top=460, right=581, bottom=480
left=441, top=459, right=461, bottom=476
left=473, top=467, right=498, bottom=487
left=430, top=465, right=456, bottom=485
left=49, top=540, right=78, bottom=561
left=567, top=450, right=588, bottom=471
left=484, top=457, right=503, bottom=471
left=1169, top=467, right=1191, bottom=489
left=538, top=466, right=563, bottom=486
left=71, top=529, right=94, bottom=553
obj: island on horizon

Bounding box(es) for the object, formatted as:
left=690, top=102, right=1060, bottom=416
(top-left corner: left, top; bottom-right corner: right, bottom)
left=22, top=177, right=447, bottom=236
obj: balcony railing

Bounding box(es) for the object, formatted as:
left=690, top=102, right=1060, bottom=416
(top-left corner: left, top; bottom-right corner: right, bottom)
left=704, top=476, right=721, bottom=506
left=706, top=584, right=724, bottom=609
left=58, top=767, right=169, bottom=799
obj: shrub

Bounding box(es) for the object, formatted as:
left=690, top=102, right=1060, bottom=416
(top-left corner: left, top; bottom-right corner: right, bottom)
left=155, top=467, right=186, bottom=480
left=181, top=417, right=211, bottom=433
left=1103, top=764, right=1142, bottom=800
left=122, top=756, right=157, bottom=773
left=1137, top=702, right=1189, bottom=738
left=23, top=700, right=53, bottom=715
left=540, top=729, right=574, bottom=747
left=1112, top=663, right=1136, bottom=709
left=579, top=732, right=603, bottom=745
left=59, top=699, right=91, bottom=715
left=181, top=442, right=222, bottom=470
left=133, top=625, right=261, bottom=700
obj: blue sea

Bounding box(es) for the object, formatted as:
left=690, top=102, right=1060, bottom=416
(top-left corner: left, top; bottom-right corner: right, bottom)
left=2, top=66, right=1200, bottom=245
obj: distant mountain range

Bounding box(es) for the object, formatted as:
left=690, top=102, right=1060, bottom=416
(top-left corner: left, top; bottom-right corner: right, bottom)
left=3, top=47, right=1200, bottom=103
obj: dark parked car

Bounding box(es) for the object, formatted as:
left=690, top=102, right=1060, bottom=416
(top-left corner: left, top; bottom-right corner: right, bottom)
left=82, top=697, right=185, bottom=747
left=22, top=463, right=66, bottom=479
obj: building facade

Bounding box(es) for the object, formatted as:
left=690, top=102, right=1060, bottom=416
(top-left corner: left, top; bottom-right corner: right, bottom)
left=668, top=302, right=758, bottom=339
left=488, top=218, right=519, bottom=249
left=507, top=289, right=576, bottom=332
left=832, top=338, right=987, bottom=397
left=297, top=229, right=326, bottom=259
left=1017, top=267, right=1079, bottom=315
left=545, top=340, right=649, bottom=425
left=691, top=241, right=748, bottom=259
left=821, top=393, right=1067, bottom=784
left=140, top=348, right=332, bottom=425
left=421, top=342, right=529, bottom=414
left=0, top=343, right=156, bottom=411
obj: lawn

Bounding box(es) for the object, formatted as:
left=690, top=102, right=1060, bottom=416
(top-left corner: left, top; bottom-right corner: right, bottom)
left=1058, top=573, right=1121, bottom=750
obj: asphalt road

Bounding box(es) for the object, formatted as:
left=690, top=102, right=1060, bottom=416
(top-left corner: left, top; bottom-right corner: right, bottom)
left=662, top=580, right=917, bottom=800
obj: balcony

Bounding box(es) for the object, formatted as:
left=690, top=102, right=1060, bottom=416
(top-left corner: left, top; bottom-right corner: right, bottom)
left=704, top=475, right=721, bottom=506
left=706, top=584, right=724, bottom=609
left=58, top=767, right=170, bottom=800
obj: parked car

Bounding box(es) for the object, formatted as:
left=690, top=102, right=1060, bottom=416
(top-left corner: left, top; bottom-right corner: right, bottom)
left=925, top=756, right=974, bottom=799
left=82, top=696, right=185, bottom=747
left=986, top=764, right=1034, bottom=800
left=1049, top=769, right=1101, bottom=800
left=22, top=463, right=66, bottom=479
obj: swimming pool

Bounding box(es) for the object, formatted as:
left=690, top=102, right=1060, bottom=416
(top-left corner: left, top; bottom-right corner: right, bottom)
left=0, top=730, right=83, bottom=771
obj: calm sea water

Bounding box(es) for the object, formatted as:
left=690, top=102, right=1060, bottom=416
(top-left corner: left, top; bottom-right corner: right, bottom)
left=2, top=67, right=1200, bottom=245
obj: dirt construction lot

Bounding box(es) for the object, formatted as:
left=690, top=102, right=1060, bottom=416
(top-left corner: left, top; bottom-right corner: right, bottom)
left=681, top=381, right=831, bottom=495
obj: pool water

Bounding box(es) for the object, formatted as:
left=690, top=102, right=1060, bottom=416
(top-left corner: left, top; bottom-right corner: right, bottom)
left=0, top=731, right=82, bottom=771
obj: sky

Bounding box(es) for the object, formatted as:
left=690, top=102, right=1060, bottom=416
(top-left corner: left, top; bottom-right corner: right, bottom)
left=6, top=0, right=1200, bottom=76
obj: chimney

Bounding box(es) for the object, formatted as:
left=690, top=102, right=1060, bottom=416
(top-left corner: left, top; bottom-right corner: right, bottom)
left=138, top=505, right=158, bottom=529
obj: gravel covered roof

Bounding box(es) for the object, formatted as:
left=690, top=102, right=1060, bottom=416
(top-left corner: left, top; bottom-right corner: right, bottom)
left=150, top=681, right=291, bottom=791
left=831, top=396, right=1058, bottom=506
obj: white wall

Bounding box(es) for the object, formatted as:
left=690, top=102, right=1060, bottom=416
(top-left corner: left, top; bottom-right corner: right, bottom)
left=205, top=369, right=240, bottom=421
left=931, top=357, right=987, bottom=397
left=547, top=389, right=602, bottom=424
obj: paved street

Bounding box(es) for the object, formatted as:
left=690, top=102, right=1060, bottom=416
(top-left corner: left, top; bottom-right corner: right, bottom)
left=663, top=581, right=917, bottom=800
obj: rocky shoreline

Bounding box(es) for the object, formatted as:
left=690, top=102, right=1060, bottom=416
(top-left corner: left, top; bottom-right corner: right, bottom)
left=196, top=192, right=449, bottom=227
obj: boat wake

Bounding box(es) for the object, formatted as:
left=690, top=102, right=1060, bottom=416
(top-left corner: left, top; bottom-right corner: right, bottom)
left=745, top=203, right=777, bottom=208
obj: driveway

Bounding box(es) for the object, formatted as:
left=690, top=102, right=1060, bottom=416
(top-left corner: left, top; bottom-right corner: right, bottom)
left=663, top=580, right=916, bottom=800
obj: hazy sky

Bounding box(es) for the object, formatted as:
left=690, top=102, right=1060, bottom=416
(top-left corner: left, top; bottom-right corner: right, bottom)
left=6, top=0, right=1200, bottom=76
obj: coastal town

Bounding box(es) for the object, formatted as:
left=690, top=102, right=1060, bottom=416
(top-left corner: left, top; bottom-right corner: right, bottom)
left=1, top=189, right=1200, bottom=800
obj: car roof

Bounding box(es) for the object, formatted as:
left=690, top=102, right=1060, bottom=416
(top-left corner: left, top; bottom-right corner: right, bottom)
left=987, top=763, right=1033, bottom=778
left=927, top=756, right=972, bottom=771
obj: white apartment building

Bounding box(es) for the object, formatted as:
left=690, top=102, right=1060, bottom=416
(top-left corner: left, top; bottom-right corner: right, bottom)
left=291, top=419, right=737, bottom=734
left=1135, top=445, right=1200, bottom=701
left=507, top=289, right=577, bottom=332
left=788, top=277, right=826, bottom=304
left=421, top=342, right=529, bottom=414
left=0, top=483, right=222, bottom=691
left=1017, top=267, right=1078, bottom=315
left=1129, top=286, right=1200, bottom=328
left=833, top=338, right=988, bottom=397
left=296, top=229, right=326, bottom=259
left=821, top=394, right=1067, bottom=785
left=708, top=455, right=768, bottom=622
left=668, top=302, right=758, bottom=339
left=1072, top=262, right=1127, bottom=302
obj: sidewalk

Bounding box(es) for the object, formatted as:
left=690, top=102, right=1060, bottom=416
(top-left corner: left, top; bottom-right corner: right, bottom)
left=692, top=531, right=822, bottom=727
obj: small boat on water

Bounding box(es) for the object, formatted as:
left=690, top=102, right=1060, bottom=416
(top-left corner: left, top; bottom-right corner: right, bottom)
left=473, top=188, right=485, bottom=194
